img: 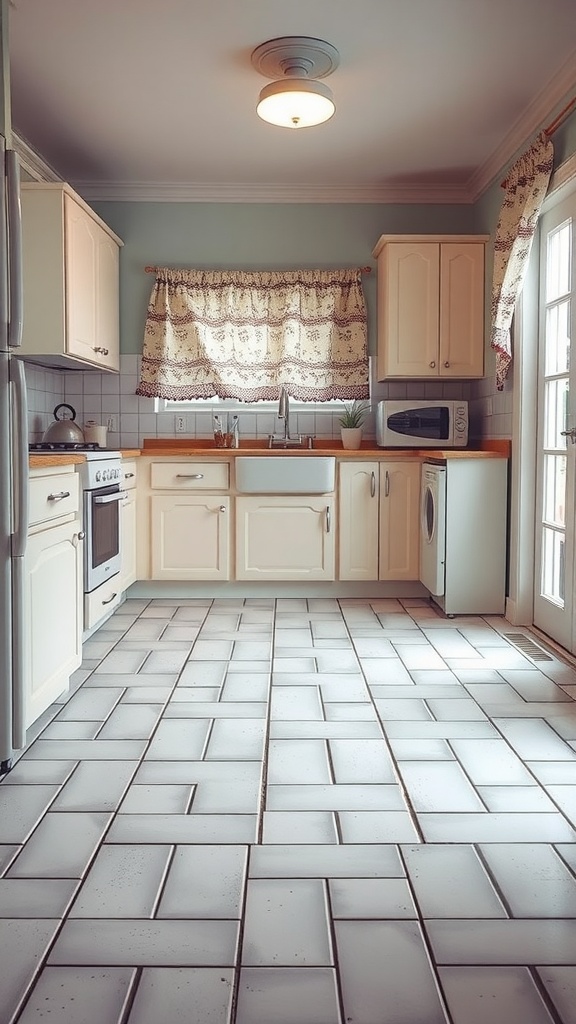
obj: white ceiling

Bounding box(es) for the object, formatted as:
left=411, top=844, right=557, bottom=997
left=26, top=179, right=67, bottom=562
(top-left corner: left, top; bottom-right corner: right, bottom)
left=7, top=0, right=576, bottom=203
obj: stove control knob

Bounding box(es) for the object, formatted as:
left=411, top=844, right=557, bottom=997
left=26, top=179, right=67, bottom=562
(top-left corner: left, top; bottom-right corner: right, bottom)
left=95, top=470, right=102, bottom=483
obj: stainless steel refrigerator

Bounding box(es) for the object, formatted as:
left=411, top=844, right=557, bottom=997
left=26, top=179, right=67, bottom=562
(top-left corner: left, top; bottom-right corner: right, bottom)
left=0, top=133, right=28, bottom=775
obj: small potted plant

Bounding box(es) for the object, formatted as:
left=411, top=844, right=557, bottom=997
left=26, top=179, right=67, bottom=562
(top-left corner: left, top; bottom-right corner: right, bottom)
left=339, top=400, right=369, bottom=450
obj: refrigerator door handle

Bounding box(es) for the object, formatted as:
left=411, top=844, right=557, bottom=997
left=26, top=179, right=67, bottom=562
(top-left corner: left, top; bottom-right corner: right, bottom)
left=6, top=150, right=23, bottom=350
left=11, top=357, right=29, bottom=559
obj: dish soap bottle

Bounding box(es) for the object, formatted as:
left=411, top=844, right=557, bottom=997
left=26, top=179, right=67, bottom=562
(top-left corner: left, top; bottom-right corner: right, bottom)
left=231, top=415, right=240, bottom=448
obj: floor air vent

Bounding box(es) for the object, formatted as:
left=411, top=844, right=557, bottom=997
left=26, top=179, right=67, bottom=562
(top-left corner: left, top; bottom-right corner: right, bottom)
left=502, top=632, right=554, bottom=662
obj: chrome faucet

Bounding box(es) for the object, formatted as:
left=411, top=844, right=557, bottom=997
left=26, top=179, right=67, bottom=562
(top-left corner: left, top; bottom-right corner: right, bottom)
left=278, top=386, right=290, bottom=441
left=268, top=387, right=304, bottom=448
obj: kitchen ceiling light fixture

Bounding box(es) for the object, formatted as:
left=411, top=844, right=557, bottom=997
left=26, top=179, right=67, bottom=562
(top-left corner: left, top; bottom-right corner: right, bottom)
left=251, top=36, right=339, bottom=129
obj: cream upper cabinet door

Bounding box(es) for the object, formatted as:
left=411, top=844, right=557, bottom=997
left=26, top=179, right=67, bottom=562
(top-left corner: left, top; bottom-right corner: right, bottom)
left=151, top=495, right=230, bottom=580
left=377, top=242, right=440, bottom=378
left=25, top=518, right=82, bottom=729
left=373, top=234, right=488, bottom=380
left=379, top=462, right=421, bottom=580
left=338, top=462, right=379, bottom=580
left=236, top=496, right=335, bottom=581
left=20, top=183, right=122, bottom=372
left=439, top=243, right=486, bottom=378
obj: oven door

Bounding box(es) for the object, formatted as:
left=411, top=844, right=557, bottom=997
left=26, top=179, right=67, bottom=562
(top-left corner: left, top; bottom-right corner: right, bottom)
left=84, top=484, right=122, bottom=593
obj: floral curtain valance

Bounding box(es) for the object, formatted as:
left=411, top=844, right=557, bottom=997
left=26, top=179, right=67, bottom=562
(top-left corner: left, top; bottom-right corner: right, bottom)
left=136, top=267, right=369, bottom=403
left=490, top=131, right=554, bottom=390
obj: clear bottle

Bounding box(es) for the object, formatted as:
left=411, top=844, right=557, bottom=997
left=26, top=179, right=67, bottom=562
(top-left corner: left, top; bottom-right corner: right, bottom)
left=231, top=415, right=240, bottom=448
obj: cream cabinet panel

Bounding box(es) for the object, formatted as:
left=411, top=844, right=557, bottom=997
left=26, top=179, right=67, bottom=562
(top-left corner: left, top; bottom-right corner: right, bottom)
left=338, top=462, right=379, bottom=580
left=373, top=234, right=487, bottom=380
left=25, top=519, right=82, bottom=728
left=150, top=461, right=229, bottom=490
left=151, top=495, right=230, bottom=580
left=119, top=490, right=137, bottom=591
left=236, top=496, right=335, bottom=581
left=84, top=583, right=122, bottom=632
left=379, top=462, right=421, bottom=581
left=20, top=183, right=122, bottom=371
left=439, top=243, right=485, bottom=377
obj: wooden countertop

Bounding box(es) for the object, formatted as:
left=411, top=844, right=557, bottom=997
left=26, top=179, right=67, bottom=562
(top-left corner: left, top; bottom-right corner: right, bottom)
left=138, top=438, right=510, bottom=460
left=29, top=453, right=86, bottom=468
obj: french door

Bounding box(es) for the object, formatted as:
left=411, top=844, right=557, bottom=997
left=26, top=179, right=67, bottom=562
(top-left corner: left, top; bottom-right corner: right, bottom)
left=534, top=192, right=576, bottom=650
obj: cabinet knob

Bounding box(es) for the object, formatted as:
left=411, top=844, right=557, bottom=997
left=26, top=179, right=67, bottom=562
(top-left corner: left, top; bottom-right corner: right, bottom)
left=77, top=530, right=85, bottom=541
left=219, top=505, right=226, bottom=512
left=444, top=361, right=450, bottom=368
left=429, top=361, right=436, bottom=368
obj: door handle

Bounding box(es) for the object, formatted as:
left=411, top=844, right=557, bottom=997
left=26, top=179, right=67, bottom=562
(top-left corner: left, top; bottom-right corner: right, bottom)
left=326, top=505, right=331, bottom=533
left=385, top=470, right=390, bottom=497
left=370, top=471, right=376, bottom=498
left=560, top=428, right=576, bottom=444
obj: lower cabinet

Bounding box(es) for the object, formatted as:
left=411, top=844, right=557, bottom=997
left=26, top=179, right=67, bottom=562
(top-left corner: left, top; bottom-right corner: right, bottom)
left=151, top=494, right=231, bottom=580
left=338, top=462, right=379, bottom=580
left=25, top=517, right=83, bottom=728
left=338, top=460, right=420, bottom=581
left=236, top=496, right=336, bottom=580
left=379, top=462, right=420, bottom=580
left=119, top=460, right=138, bottom=591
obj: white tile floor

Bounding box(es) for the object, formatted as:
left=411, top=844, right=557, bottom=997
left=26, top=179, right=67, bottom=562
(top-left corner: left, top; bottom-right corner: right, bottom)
left=2, top=596, right=576, bottom=1022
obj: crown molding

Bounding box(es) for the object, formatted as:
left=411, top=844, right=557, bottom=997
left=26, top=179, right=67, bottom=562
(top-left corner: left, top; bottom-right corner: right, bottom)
left=12, top=133, right=62, bottom=182
left=466, top=51, right=576, bottom=201
left=73, top=180, right=475, bottom=204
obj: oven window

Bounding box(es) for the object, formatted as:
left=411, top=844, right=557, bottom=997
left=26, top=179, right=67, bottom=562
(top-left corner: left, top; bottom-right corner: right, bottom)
left=388, top=406, right=450, bottom=440
left=91, top=486, right=120, bottom=570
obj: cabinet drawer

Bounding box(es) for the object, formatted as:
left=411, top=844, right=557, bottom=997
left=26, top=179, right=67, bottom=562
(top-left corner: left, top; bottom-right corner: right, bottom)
left=84, top=581, right=122, bottom=630
left=121, top=460, right=138, bottom=490
left=29, top=472, right=80, bottom=527
left=151, top=462, right=229, bottom=490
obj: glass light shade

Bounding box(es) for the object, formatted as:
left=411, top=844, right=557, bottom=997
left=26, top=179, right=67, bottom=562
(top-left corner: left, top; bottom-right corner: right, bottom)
left=256, top=79, right=335, bottom=128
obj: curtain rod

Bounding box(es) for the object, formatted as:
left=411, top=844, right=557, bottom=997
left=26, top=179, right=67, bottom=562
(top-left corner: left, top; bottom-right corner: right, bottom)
left=501, top=95, right=576, bottom=188
left=144, top=265, right=372, bottom=274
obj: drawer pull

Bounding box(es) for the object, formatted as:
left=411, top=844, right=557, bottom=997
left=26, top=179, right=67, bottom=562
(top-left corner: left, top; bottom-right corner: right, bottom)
left=124, top=472, right=135, bottom=479
left=102, top=592, right=118, bottom=606
left=370, top=471, right=376, bottom=498
left=176, top=473, right=204, bottom=479
left=47, top=490, right=70, bottom=501
left=326, top=505, right=331, bottom=533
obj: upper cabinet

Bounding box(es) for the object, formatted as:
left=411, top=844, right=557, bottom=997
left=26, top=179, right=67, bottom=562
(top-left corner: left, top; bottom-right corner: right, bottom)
left=20, top=183, right=123, bottom=372
left=372, top=234, right=489, bottom=380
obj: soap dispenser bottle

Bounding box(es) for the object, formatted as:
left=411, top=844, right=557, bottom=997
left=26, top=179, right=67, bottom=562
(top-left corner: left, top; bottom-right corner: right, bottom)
left=231, top=415, right=240, bottom=448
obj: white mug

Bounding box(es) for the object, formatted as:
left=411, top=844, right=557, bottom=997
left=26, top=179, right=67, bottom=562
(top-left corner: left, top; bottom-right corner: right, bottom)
left=84, top=422, right=107, bottom=447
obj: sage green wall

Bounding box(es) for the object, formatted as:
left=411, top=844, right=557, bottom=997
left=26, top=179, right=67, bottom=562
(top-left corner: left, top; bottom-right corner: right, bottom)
left=92, top=201, right=477, bottom=356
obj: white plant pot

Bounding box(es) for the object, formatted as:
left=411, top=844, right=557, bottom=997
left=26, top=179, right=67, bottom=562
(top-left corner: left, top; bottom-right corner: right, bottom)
left=341, top=427, right=363, bottom=450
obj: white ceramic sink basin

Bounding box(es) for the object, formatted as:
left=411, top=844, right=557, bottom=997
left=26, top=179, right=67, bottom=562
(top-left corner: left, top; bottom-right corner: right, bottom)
left=235, top=456, right=336, bottom=494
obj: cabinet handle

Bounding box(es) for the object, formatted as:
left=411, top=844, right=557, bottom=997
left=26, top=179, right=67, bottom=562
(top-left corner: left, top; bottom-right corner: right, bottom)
left=219, top=505, right=226, bottom=512
left=124, top=472, right=135, bottom=479
left=370, top=471, right=376, bottom=498
left=93, top=346, right=109, bottom=355
left=102, top=592, right=118, bottom=606
left=176, top=473, right=204, bottom=479
left=48, top=490, right=70, bottom=501
left=429, top=360, right=436, bottom=368
left=385, top=471, right=390, bottom=497
left=444, top=361, right=450, bottom=368
left=326, top=505, right=331, bottom=533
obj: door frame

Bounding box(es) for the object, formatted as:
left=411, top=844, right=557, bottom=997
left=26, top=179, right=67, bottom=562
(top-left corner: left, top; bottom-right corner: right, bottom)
left=508, top=153, right=576, bottom=628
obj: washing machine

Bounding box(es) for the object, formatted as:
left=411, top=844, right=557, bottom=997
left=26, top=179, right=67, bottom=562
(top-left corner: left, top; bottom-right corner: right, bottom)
left=420, top=463, right=446, bottom=596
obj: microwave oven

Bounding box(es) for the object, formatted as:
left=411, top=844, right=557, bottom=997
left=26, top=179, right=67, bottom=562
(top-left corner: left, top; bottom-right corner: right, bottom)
left=376, top=399, right=469, bottom=447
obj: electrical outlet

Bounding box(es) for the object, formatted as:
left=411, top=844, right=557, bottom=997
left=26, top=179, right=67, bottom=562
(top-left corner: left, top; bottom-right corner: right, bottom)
left=175, top=415, right=186, bottom=433
left=106, top=415, right=117, bottom=432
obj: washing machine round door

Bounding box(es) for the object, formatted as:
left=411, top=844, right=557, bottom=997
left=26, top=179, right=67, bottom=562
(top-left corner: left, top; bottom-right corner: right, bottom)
left=422, top=482, right=436, bottom=544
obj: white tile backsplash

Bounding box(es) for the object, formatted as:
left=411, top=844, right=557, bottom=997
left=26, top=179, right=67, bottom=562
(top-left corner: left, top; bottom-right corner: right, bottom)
left=24, top=354, right=485, bottom=448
